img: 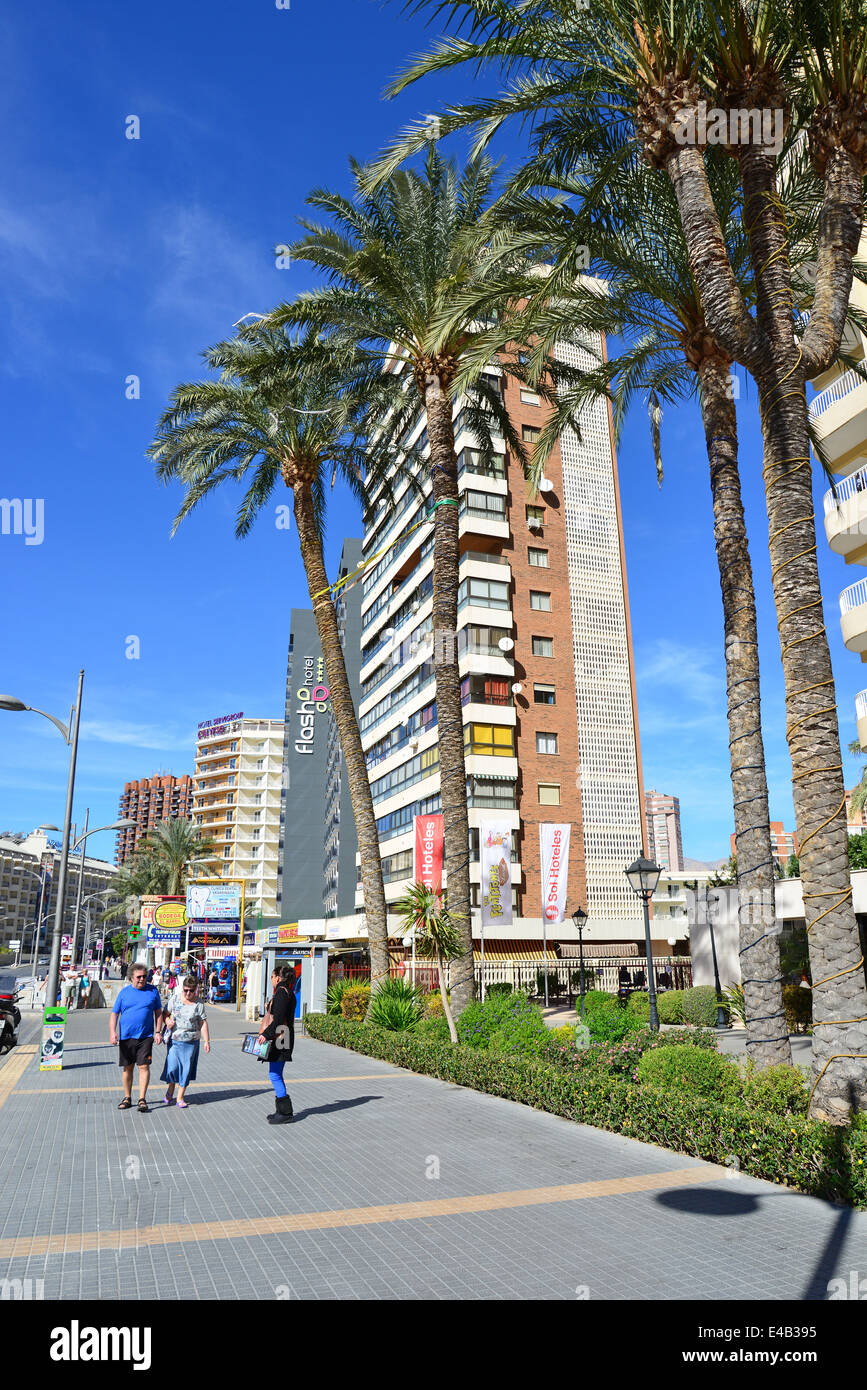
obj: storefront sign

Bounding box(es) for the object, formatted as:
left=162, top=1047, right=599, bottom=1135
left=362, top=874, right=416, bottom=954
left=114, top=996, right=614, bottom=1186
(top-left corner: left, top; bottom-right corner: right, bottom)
left=277, top=923, right=301, bottom=943
left=153, top=901, right=189, bottom=929
left=188, top=930, right=240, bottom=948
left=414, top=814, right=444, bottom=893
left=147, top=928, right=183, bottom=946
left=540, top=823, right=571, bottom=923
left=186, top=883, right=241, bottom=921
left=40, top=1005, right=67, bottom=1071
left=480, top=820, right=513, bottom=927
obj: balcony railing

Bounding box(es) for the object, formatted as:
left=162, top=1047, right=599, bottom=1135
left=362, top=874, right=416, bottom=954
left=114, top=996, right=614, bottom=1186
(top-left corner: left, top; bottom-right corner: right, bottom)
left=857, top=690, right=867, bottom=721
left=824, top=466, right=867, bottom=512
left=809, top=368, right=866, bottom=419
left=840, top=578, right=867, bottom=614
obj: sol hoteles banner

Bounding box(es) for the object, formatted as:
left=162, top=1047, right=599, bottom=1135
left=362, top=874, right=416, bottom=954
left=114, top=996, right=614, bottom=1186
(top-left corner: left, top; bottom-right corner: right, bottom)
left=540, top=823, right=571, bottom=924
left=413, top=814, right=444, bottom=893
left=480, top=820, right=513, bottom=927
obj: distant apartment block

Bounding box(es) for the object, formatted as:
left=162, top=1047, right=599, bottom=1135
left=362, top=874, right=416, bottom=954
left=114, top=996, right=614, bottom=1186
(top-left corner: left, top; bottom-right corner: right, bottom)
left=645, top=789, right=684, bottom=873
left=116, top=773, right=194, bottom=863
left=845, top=787, right=867, bottom=830
left=730, top=821, right=798, bottom=872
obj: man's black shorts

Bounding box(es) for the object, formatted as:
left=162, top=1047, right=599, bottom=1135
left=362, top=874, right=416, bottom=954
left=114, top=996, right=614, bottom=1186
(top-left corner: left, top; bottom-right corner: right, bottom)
left=118, top=1036, right=153, bottom=1067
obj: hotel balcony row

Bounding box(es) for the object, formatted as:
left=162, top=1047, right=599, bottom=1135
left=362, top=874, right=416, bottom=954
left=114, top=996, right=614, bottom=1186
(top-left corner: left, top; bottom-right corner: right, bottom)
left=809, top=366, right=867, bottom=477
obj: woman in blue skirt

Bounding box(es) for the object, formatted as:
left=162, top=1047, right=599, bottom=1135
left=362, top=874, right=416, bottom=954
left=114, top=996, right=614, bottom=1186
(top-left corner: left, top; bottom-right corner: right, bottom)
left=160, top=976, right=210, bottom=1108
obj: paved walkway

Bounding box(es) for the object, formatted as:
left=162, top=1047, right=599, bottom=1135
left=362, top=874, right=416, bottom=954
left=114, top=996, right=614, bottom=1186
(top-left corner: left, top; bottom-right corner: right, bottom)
left=0, top=1003, right=864, bottom=1300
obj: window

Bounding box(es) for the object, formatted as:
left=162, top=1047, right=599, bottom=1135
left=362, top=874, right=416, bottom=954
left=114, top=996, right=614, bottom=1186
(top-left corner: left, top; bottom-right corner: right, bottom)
left=536, top=732, right=558, bottom=755
left=464, top=723, right=515, bottom=757
left=461, top=489, right=507, bottom=518
left=529, top=591, right=551, bottom=611
left=458, top=576, right=510, bottom=609
left=532, top=636, right=554, bottom=657
left=528, top=548, right=549, bottom=568
left=538, top=783, right=561, bottom=805
left=253, top=793, right=263, bottom=805
left=223, top=847, right=232, bottom=859
left=526, top=505, right=544, bottom=526
left=520, top=388, right=541, bottom=406
left=253, top=810, right=262, bottom=822
left=226, top=792, right=235, bottom=805
left=252, top=829, right=261, bottom=840
left=522, top=424, right=540, bottom=443
left=534, top=683, right=556, bottom=705
left=224, top=829, right=232, bottom=840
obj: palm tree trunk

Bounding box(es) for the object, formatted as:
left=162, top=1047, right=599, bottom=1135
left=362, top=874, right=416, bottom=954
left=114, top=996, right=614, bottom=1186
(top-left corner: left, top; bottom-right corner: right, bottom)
left=292, top=483, right=391, bottom=1000
left=697, top=354, right=792, bottom=1068
left=425, top=382, right=475, bottom=1014
left=437, top=946, right=458, bottom=1043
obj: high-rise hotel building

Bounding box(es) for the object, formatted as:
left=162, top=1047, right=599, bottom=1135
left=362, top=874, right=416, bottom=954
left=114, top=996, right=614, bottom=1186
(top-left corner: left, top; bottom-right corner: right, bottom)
left=356, top=328, right=647, bottom=942
left=192, top=715, right=284, bottom=919
left=116, top=773, right=194, bottom=864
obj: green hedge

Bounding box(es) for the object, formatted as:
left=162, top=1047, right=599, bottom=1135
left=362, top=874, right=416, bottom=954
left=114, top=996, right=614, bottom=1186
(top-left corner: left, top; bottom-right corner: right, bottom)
left=305, top=1014, right=867, bottom=1208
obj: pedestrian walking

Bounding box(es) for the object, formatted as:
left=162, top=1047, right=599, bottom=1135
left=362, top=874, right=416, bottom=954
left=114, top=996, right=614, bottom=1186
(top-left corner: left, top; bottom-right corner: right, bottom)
left=78, top=971, right=91, bottom=1010
left=109, top=961, right=164, bottom=1113
left=208, top=968, right=219, bottom=1004
left=159, top=976, right=210, bottom=1108
left=60, top=970, right=76, bottom=1010
left=258, top=965, right=295, bottom=1125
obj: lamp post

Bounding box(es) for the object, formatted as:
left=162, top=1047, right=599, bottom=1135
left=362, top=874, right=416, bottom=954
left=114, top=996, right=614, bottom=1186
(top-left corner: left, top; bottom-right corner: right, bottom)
left=571, top=906, right=589, bottom=1018
left=0, top=675, right=84, bottom=1008
left=68, top=818, right=136, bottom=966
left=625, top=855, right=662, bottom=1031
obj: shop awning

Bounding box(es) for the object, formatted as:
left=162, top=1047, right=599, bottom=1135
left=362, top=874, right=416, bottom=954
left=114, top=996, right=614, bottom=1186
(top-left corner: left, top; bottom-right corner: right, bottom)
left=471, top=940, right=564, bottom=962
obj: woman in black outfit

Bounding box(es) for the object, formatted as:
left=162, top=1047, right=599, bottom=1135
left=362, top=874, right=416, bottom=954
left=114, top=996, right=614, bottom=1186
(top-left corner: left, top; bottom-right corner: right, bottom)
left=258, top=965, right=296, bottom=1124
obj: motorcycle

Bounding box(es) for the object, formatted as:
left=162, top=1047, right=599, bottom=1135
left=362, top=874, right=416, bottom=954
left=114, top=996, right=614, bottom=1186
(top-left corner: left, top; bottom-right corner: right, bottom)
left=0, top=980, right=21, bottom=1054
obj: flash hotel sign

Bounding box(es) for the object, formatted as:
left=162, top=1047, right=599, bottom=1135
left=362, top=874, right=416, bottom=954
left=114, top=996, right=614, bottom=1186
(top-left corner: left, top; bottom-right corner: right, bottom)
left=293, top=655, right=330, bottom=755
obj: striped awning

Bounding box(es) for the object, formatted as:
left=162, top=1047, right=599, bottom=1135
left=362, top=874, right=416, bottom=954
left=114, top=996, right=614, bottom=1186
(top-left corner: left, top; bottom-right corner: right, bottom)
left=471, top=940, right=563, bottom=962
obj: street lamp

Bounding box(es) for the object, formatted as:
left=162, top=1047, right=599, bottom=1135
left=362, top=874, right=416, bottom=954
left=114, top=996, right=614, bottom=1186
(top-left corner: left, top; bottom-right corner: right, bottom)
left=571, top=906, right=589, bottom=1018
left=0, top=675, right=84, bottom=1008
left=69, top=818, right=136, bottom=966
left=624, top=855, right=662, bottom=1031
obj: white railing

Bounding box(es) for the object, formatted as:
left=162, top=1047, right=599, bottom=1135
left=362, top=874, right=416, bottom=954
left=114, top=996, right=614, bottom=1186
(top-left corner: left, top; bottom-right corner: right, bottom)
left=856, top=689, right=867, bottom=722
left=840, top=577, right=867, bottom=614
left=809, top=368, right=866, bottom=419
left=824, top=466, right=867, bottom=513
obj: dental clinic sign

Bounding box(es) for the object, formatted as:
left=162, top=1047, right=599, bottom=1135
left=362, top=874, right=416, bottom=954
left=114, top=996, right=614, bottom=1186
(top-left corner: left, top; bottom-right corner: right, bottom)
left=293, top=654, right=330, bottom=755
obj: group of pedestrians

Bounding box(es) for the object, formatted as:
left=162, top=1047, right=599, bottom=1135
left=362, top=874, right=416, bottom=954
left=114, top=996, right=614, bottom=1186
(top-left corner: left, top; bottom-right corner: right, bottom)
left=109, top=959, right=295, bottom=1123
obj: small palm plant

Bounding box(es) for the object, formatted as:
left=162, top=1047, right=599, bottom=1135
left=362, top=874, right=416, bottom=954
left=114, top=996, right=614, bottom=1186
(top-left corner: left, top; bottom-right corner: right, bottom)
left=394, top=881, right=466, bottom=1044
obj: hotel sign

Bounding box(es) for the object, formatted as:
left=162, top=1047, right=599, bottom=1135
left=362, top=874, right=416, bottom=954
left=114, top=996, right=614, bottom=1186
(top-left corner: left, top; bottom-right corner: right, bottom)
left=198, top=711, right=244, bottom=739
left=293, top=654, right=330, bottom=755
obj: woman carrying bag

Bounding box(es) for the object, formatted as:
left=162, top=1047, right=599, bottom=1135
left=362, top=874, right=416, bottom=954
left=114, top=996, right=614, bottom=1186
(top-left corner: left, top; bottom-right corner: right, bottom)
left=258, top=964, right=295, bottom=1125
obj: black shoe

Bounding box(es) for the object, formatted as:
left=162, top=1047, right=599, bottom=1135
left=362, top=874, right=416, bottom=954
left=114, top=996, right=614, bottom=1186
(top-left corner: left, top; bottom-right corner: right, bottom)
left=266, top=1095, right=293, bottom=1124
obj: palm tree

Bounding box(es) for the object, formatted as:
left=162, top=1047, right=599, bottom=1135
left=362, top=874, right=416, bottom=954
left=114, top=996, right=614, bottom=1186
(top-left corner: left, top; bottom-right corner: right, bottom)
left=463, top=149, right=794, bottom=1068
left=150, top=327, right=402, bottom=1002
left=268, top=149, right=560, bottom=1015
left=140, top=818, right=217, bottom=896
left=394, top=880, right=465, bottom=1042
left=375, top=0, right=867, bottom=1122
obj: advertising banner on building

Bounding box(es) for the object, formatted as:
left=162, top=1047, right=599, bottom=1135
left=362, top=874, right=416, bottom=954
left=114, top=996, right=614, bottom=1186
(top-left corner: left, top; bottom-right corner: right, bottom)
left=186, top=883, right=241, bottom=921
left=413, top=814, right=444, bottom=893
left=540, top=823, right=571, bottom=924
left=480, top=821, right=513, bottom=928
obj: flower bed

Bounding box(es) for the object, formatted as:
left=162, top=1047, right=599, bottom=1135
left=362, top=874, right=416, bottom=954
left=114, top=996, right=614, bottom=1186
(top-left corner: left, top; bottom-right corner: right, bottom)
left=304, top=1013, right=867, bottom=1208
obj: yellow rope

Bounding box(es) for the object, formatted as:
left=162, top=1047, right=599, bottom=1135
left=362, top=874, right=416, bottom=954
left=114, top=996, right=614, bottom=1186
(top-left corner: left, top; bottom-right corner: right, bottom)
left=813, top=956, right=865, bottom=989
left=803, top=881, right=852, bottom=932
left=808, top=1053, right=867, bottom=1108
left=798, top=796, right=847, bottom=856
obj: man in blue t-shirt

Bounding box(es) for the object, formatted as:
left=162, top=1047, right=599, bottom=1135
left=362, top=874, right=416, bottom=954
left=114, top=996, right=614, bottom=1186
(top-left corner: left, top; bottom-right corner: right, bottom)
left=110, top=961, right=164, bottom=1113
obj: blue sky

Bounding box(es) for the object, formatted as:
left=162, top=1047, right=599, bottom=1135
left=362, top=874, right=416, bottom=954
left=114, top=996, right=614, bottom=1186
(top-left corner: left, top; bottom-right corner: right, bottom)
left=0, top=0, right=863, bottom=865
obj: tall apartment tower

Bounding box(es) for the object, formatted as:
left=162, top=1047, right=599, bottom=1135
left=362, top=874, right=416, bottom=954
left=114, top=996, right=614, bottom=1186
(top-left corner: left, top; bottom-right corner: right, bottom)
left=356, top=331, right=646, bottom=941
left=277, top=543, right=365, bottom=922
left=811, top=229, right=867, bottom=751
left=116, top=773, right=193, bottom=863
left=192, top=715, right=284, bottom=919
left=645, top=789, right=684, bottom=873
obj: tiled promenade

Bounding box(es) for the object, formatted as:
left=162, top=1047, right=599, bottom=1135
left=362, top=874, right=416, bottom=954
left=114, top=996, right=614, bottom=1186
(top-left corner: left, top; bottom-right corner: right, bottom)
left=1, top=1001, right=865, bottom=1300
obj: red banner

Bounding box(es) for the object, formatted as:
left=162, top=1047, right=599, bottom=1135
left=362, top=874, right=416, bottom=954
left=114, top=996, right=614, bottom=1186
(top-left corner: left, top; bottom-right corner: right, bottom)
left=414, top=814, right=444, bottom=893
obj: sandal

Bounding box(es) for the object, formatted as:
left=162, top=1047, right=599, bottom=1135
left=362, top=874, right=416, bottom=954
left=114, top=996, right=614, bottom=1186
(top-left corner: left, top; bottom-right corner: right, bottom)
left=137, top=1099, right=149, bottom=1113
left=118, top=1097, right=132, bottom=1110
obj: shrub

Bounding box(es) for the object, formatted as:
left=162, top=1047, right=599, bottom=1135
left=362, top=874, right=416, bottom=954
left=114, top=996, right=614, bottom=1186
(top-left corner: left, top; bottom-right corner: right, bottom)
left=723, top=983, right=746, bottom=1026
left=368, top=978, right=424, bottom=1032
left=659, top=1027, right=718, bottom=1050
left=627, top=991, right=650, bottom=1021
left=326, top=977, right=358, bottom=1016
left=422, top=990, right=445, bottom=1018
left=657, top=990, right=684, bottom=1025
left=637, top=1044, right=742, bottom=1104
left=457, top=990, right=550, bottom=1058
left=535, top=970, right=561, bottom=997
left=782, top=984, right=812, bottom=1033
left=414, top=1015, right=450, bottom=1042
left=486, top=982, right=512, bottom=996
left=741, top=1061, right=809, bottom=1116
left=681, top=985, right=729, bottom=1028
left=585, top=1002, right=644, bottom=1044
left=340, top=983, right=371, bottom=1021
left=304, top=1015, right=867, bottom=1208
left=582, top=990, right=617, bottom=1016
left=548, top=1024, right=576, bottom=1046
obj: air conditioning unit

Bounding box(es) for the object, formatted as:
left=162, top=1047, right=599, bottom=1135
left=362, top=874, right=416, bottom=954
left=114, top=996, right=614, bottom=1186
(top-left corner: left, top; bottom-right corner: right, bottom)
left=527, top=516, right=542, bottom=530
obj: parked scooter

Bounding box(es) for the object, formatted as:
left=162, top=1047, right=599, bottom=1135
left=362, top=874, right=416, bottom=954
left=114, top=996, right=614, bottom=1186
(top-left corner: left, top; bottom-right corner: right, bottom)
left=0, top=976, right=22, bottom=1054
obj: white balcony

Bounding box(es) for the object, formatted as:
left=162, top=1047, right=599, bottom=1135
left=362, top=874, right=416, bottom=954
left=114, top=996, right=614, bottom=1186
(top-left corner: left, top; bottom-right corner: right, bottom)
left=840, top=578, right=867, bottom=658
left=857, top=690, right=867, bottom=753
left=809, top=369, right=867, bottom=476
left=824, top=467, right=867, bottom=562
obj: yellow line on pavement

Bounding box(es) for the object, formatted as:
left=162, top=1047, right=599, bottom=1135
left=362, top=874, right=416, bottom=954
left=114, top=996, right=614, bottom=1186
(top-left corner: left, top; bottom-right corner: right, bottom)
left=14, top=1073, right=409, bottom=1094
left=0, top=1166, right=721, bottom=1259
left=0, top=1047, right=39, bottom=1110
